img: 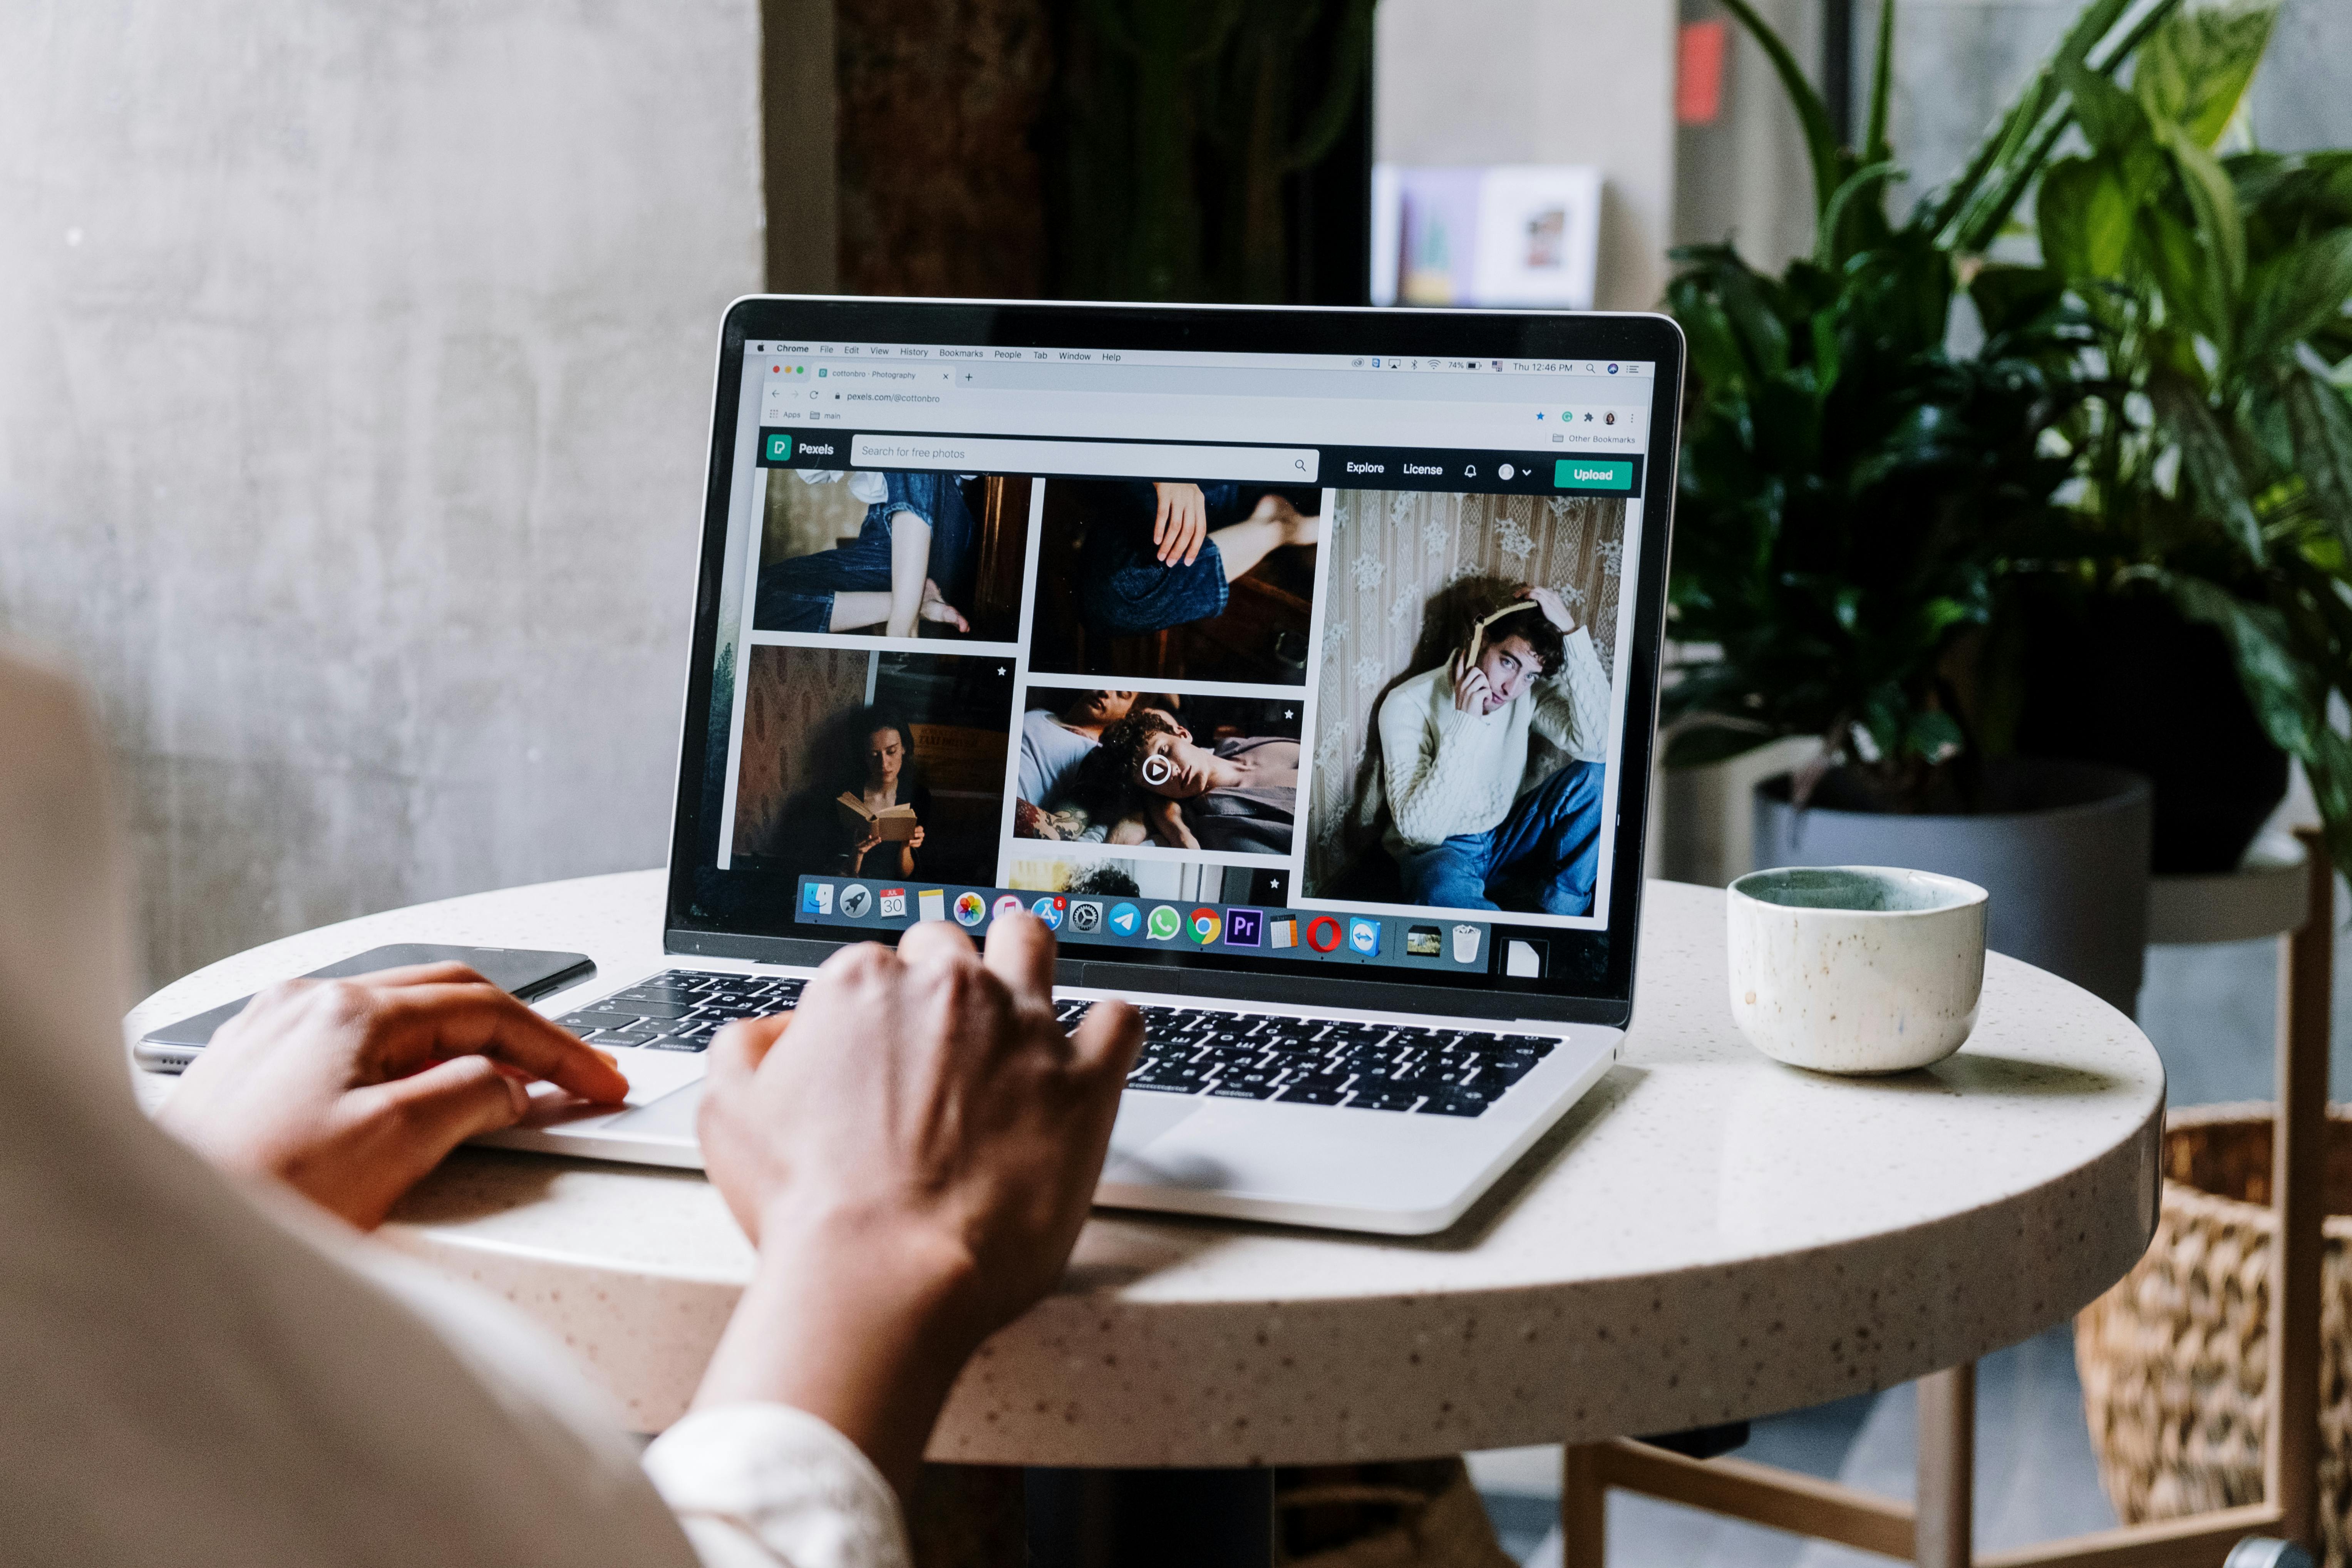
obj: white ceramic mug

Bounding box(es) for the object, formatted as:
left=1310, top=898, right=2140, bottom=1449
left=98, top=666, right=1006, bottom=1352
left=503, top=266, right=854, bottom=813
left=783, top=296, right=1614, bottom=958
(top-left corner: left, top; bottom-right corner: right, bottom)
left=1726, top=866, right=1989, bottom=1074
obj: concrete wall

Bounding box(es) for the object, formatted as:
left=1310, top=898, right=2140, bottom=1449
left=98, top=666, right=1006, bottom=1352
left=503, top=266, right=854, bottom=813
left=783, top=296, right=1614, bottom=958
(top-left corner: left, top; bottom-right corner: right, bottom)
left=0, top=2, right=765, bottom=987
left=1374, top=0, right=1680, bottom=312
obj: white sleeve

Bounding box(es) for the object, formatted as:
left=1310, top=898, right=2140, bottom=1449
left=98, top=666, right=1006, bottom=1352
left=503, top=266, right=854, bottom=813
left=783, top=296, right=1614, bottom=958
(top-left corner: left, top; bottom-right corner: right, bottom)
left=1531, top=628, right=1613, bottom=763
left=643, top=1404, right=912, bottom=1568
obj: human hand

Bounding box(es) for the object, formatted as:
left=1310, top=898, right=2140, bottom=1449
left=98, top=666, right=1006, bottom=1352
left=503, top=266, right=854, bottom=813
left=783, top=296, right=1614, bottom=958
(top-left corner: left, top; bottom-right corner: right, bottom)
left=853, top=823, right=885, bottom=856
left=906, top=826, right=926, bottom=851
left=1520, top=585, right=1577, bottom=632
left=1450, top=649, right=1493, bottom=715
left=157, top=963, right=630, bottom=1230
left=690, top=916, right=1141, bottom=1494
left=1152, top=482, right=1207, bottom=566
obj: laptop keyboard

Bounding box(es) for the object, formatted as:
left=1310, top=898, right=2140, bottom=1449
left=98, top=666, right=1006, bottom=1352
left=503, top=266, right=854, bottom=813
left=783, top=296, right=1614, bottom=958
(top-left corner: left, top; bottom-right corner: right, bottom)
left=555, top=971, right=1557, bottom=1119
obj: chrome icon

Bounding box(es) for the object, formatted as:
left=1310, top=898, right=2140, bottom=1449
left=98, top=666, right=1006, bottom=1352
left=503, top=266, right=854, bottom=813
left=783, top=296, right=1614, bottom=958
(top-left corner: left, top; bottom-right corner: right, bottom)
left=953, top=892, right=985, bottom=926
left=1188, top=907, right=1221, bottom=945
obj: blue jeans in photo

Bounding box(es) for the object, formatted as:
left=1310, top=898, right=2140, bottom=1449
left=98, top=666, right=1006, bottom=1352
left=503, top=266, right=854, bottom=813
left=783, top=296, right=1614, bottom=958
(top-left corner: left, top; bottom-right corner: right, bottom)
left=1076, top=481, right=1244, bottom=637
left=1394, top=760, right=1605, bottom=918
left=753, top=472, right=976, bottom=633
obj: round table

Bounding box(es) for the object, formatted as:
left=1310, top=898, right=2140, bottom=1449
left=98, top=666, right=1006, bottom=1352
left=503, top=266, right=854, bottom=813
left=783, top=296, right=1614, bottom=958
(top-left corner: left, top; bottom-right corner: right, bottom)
left=129, top=872, right=2163, bottom=1477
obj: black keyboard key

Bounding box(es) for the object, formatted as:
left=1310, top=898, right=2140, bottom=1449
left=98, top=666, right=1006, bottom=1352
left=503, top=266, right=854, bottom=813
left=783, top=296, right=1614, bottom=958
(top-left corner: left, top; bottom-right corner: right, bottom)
left=1416, top=1088, right=1494, bottom=1117
left=1348, top=1084, right=1425, bottom=1112
left=1276, top=1079, right=1351, bottom=1105
left=600, top=999, right=694, bottom=1020
left=558, top=1010, right=638, bottom=1032
left=643, top=1036, right=709, bottom=1052
left=1208, top=1078, right=1282, bottom=1101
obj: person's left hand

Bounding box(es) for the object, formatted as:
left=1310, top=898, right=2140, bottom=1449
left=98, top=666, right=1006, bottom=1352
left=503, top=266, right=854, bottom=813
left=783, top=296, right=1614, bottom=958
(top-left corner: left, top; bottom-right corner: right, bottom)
left=157, top=963, right=631, bottom=1230
left=1520, top=585, right=1578, bottom=633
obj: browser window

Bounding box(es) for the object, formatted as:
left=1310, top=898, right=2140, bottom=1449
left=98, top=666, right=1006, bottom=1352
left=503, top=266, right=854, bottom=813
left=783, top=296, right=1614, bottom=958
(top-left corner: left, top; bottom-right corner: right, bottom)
left=689, top=338, right=1657, bottom=979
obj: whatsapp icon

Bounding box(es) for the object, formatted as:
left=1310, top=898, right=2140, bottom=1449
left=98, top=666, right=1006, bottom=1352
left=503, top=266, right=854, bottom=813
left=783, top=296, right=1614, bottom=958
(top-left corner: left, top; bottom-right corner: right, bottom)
left=1146, top=905, right=1182, bottom=941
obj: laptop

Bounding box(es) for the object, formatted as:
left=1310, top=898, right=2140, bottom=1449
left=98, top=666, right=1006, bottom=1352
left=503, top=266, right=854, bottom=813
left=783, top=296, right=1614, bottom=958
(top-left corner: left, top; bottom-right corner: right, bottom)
left=489, top=296, right=1684, bottom=1236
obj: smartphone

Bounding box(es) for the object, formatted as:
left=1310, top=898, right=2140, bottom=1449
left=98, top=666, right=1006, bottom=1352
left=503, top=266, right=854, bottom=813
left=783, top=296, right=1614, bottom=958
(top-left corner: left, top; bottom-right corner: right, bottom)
left=132, top=943, right=598, bottom=1073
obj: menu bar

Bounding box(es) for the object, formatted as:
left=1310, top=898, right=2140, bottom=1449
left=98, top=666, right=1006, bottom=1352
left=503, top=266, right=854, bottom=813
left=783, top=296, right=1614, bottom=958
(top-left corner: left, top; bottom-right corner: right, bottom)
left=748, top=340, right=1653, bottom=379
left=760, top=428, right=1646, bottom=498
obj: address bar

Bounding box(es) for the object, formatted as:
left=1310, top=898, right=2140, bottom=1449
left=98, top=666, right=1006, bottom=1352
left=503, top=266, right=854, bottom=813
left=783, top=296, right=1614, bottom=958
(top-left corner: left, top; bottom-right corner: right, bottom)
left=849, top=434, right=1318, bottom=484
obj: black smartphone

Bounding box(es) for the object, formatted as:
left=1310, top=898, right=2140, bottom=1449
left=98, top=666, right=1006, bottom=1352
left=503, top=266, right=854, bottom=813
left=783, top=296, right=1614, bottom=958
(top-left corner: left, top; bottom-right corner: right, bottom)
left=132, top=943, right=598, bottom=1073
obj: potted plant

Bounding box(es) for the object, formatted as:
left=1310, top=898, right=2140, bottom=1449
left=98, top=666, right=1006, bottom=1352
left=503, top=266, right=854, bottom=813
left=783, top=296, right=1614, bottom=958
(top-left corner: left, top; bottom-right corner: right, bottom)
left=1662, top=0, right=2183, bottom=1012
left=2014, top=0, right=2352, bottom=879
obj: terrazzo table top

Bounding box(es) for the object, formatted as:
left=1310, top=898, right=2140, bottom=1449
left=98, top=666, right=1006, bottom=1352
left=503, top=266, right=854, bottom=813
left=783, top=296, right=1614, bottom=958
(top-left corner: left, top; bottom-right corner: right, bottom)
left=129, top=871, right=2164, bottom=1467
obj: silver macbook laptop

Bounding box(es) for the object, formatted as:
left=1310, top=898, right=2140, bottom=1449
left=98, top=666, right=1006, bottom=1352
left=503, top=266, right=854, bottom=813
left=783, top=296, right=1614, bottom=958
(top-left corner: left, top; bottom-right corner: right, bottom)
left=490, top=295, right=1684, bottom=1236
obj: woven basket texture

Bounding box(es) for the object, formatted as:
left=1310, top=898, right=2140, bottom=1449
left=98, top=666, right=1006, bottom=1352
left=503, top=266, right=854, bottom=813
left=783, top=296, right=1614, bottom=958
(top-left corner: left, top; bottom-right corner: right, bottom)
left=2074, top=1103, right=2352, bottom=1565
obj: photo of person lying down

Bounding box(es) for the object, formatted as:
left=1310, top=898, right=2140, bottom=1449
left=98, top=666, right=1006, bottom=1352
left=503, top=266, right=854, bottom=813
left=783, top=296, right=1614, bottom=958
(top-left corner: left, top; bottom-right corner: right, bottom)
left=1305, top=488, right=1628, bottom=920
left=1027, top=480, right=1322, bottom=684
left=1014, top=689, right=1301, bottom=857
left=752, top=469, right=1030, bottom=642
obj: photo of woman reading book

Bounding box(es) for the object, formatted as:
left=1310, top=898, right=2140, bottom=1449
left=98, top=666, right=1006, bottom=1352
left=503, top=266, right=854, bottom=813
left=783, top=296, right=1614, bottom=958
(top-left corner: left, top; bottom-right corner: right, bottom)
left=757, top=708, right=931, bottom=879
left=727, top=646, right=1015, bottom=899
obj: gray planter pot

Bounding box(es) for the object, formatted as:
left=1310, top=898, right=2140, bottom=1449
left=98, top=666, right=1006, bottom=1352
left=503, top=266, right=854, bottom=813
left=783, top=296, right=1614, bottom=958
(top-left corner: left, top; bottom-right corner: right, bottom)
left=1753, top=761, right=2154, bottom=1015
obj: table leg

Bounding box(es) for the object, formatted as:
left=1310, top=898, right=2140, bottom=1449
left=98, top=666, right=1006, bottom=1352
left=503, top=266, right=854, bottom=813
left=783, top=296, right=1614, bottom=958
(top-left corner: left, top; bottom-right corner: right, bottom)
left=1916, top=1363, right=1973, bottom=1568
left=1024, top=1466, right=1274, bottom=1568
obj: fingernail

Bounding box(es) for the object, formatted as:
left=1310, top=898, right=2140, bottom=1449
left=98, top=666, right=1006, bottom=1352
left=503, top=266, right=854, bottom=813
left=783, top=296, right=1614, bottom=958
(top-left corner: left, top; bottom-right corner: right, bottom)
left=594, top=1049, right=619, bottom=1069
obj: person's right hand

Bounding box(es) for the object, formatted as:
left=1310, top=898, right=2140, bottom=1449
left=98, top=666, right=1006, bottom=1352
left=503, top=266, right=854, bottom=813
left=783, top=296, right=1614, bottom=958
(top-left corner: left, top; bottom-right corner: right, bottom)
left=1151, top=481, right=1207, bottom=566
left=1450, top=649, right=1493, bottom=715
left=157, top=964, right=630, bottom=1230
left=689, top=915, right=1141, bottom=1496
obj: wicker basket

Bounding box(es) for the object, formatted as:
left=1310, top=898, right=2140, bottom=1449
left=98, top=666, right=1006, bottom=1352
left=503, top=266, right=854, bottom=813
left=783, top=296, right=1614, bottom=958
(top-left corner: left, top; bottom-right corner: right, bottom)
left=2074, top=1103, right=2352, bottom=1565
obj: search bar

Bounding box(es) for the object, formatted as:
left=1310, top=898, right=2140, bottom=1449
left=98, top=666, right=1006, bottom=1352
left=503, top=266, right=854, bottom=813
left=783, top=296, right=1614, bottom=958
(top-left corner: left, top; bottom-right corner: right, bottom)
left=849, top=434, right=1318, bottom=484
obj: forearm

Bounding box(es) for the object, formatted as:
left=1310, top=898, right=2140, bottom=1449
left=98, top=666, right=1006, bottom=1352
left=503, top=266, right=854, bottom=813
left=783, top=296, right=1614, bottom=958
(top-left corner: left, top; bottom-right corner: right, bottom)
left=694, top=1206, right=986, bottom=1499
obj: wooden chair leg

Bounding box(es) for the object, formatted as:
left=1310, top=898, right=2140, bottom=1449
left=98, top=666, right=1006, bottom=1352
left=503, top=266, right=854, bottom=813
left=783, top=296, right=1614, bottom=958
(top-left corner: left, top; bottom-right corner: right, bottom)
left=1560, top=1443, right=1607, bottom=1568
left=2270, top=827, right=2330, bottom=1553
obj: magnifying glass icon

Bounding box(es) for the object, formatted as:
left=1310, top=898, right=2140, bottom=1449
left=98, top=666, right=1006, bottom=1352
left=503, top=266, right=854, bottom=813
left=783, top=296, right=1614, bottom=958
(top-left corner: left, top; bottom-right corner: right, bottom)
left=1293, top=458, right=1307, bottom=473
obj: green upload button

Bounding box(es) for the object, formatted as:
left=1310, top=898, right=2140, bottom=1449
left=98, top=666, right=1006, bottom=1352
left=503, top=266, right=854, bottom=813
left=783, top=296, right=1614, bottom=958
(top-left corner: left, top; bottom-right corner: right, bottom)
left=1553, top=459, right=1633, bottom=491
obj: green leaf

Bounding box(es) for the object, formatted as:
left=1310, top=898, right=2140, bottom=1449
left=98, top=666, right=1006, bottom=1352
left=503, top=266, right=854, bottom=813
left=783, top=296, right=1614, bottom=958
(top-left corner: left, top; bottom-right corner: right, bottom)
left=1815, top=159, right=1906, bottom=270
left=2239, top=232, right=2352, bottom=367
left=1862, top=0, right=1897, bottom=165
left=2150, top=370, right=2264, bottom=558
left=1969, top=264, right=2067, bottom=340
left=2153, top=570, right=2313, bottom=754
left=1918, top=0, right=2162, bottom=244
left=2066, top=60, right=2153, bottom=156
left=2038, top=155, right=2136, bottom=281
left=2168, top=129, right=2248, bottom=305
left=1906, top=708, right=1967, bottom=763
left=1712, top=0, right=1843, bottom=221
left=2133, top=0, right=2277, bottom=148
left=2139, top=203, right=2224, bottom=342
left=2283, top=367, right=2352, bottom=553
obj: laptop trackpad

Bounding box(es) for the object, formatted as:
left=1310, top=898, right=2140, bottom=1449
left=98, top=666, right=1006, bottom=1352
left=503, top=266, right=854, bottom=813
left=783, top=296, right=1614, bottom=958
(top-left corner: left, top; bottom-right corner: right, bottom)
left=598, top=1081, right=706, bottom=1139
left=1103, top=1092, right=1202, bottom=1182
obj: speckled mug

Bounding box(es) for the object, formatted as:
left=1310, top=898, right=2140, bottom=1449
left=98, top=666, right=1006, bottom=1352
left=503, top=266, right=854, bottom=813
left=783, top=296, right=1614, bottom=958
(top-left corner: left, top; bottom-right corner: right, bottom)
left=1726, top=866, right=1988, bottom=1074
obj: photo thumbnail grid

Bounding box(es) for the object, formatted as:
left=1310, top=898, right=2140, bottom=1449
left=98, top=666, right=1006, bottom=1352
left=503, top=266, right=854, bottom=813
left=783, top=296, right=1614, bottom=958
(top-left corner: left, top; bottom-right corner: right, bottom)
left=714, top=464, right=1638, bottom=933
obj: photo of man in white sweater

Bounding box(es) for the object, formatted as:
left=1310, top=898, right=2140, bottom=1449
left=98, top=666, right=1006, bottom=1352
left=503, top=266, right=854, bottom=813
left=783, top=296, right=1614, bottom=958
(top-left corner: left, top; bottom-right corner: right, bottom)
left=1373, top=582, right=1613, bottom=917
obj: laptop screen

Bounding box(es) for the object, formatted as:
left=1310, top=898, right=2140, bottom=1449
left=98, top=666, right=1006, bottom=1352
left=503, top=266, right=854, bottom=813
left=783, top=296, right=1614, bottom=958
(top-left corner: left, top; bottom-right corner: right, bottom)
left=667, top=301, right=1679, bottom=1024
